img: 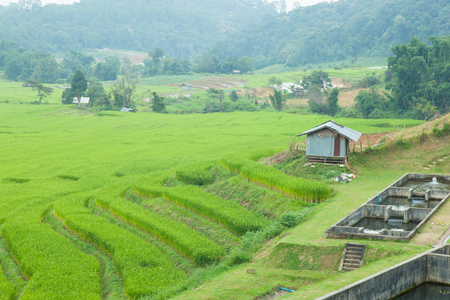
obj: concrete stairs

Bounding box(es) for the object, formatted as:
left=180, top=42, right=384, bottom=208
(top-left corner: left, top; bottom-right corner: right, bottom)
left=339, top=243, right=366, bottom=272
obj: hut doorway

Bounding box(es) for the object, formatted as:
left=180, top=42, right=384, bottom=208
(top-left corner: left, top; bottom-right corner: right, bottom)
left=334, top=136, right=341, bottom=156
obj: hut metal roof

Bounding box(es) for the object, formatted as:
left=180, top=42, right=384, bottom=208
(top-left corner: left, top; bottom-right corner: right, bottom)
left=298, top=120, right=361, bottom=142
left=72, top=97, right=90, bottom=104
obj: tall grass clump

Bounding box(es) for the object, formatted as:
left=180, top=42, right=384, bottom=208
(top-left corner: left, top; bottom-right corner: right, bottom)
left=175, top=162, right=214, bottom=186
left=240, top=162, right=330, bottom=202
left=96, top=196, right=226, bottom=266
left=163, top=186, right=269, bottom=235
left=221, top=155, right=251, bottom=173
left=2, top=224, right=101, bottom=300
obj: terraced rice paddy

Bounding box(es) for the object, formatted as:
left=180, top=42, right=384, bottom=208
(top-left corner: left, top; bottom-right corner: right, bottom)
left=0, top=103, right=424, bottom=299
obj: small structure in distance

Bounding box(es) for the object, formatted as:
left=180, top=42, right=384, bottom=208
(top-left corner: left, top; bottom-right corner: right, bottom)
left=72, top=97, right=90, bottom=106
left=298, top=120, right=361, bottom=164
left=181, top=84, right=194, bottom=91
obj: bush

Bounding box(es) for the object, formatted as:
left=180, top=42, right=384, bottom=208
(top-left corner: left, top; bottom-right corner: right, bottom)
left=278, top=212, right=299, bottom=228
left=392, top=138, right=411, bottom=149
left=432, top=122, right=450, bottom=138
left=229, top=251, right=252, bottom=265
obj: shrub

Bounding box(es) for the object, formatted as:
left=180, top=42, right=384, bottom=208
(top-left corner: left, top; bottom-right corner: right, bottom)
left=432, top=122, right=450, bottom=138
left=278, top=212, right=299, bottom=228
left=229, top=251, right=252, bottom=265
left=392, top=138, right=411, bottom=149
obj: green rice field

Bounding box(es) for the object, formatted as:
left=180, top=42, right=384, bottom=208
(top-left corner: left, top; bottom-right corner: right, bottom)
left=0, top=102, right=425, bottom=299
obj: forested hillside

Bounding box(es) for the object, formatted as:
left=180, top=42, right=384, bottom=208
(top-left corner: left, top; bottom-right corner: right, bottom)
left=0, top=0, right=448, bottom=67
left=225, top=0, right=450, bottom=68
left=0, top=0, right=278, bottom=58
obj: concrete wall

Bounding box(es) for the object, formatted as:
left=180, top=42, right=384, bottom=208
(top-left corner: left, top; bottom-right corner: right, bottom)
left=388, top=187, right=413, bottom=198
left=325, top=173, right=450, bottom=241
left=404, top=208, right=432, bottom=222
left=364, top=205, right=385, bottom=218
left=318, top=246, right=450, bottom=300
left=432, top=245, right=450, bottom=256
left=430, top=189, right=450, bottom=200
left=427, top=254, right=450, bottom=284
left=317, top=255, right=428, bottom=300
left=333, top=207, right=365, bottom=227
left=379, top=229, right=409, bottom=237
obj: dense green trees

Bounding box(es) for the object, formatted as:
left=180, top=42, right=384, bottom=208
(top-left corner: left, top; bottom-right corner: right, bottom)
left=93, top=56, right=121, bottom=81
left=354, top=89, right=388, bottom=119
left=0, top=0, right=277, bottom=58
left=1, top=0, right=447, bottom=73
left=386, top=36, right=450, bottom=118
left=226, top=0, right=449, bottom=68
left=192, top=54, right=253, bottom=74
left=302, top=70, right=332, bottom=90
left=0, top=40, right=120, bottom=83
left=143, top=48, right=191, bottom=76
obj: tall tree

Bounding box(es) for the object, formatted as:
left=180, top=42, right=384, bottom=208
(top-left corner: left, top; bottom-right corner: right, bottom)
left=26, top=79, right=53, bottom=104
left=151, top=92, right=166, bottom=113
left=111, top=60, right=140, bottom=108
left=86, top=79, right=110, bottom=108
left=269, top=89, right=286, bottom=111
left=71, top=70, right=88, bottom=106
left=327, top=88, right=339, bottom=116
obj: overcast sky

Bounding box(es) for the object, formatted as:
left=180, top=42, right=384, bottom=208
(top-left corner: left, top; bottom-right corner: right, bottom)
left=0, top=0, right=337, bottom=10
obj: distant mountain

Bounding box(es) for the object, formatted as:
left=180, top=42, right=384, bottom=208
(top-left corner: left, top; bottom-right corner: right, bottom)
left=0, top=0, right=278, bottom=58
left=223, top=0, right=450, bottom=67
left=0, top=0, right=448, bottom=67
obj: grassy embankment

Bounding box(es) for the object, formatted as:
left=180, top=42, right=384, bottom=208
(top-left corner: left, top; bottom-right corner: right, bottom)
left=174, top=117, right=449, bottom=300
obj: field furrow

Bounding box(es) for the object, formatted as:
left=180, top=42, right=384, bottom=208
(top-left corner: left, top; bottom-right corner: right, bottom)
left=129, top=189, right=240, bottom=248
left=163, top=186, right=269, bottom=235
left=96, top=195, right=227, bottom=266
left=54, top=196, right=186, bottom=298
left=0, top=233, right=26, bottom=298
left=43, top=213, right=126, bottom=300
